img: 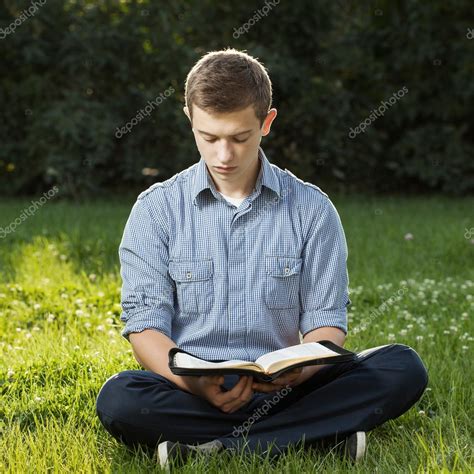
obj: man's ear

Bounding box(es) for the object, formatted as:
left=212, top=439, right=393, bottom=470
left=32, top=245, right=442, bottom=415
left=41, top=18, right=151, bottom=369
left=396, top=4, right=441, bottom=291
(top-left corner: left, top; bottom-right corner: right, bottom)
left=261, top=108, right=277, bottom=136
left=183, top=106, right=192, bottom=125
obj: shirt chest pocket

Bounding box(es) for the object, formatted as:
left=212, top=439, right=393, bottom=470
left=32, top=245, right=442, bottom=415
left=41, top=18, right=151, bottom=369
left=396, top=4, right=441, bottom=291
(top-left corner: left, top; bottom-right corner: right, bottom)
left=265, top=256, right=302, bottom=310
left=168, top=259, right=214, bottom=315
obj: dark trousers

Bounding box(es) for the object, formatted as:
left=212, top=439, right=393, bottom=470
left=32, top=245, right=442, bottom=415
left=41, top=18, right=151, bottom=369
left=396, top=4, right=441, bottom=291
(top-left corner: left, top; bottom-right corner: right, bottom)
left=96, top=343, right=428, bottom=456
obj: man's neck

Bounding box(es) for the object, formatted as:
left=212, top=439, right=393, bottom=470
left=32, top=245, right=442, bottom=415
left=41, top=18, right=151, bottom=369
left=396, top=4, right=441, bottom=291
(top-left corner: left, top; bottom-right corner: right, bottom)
left=212, top=157, right=261, bottom=199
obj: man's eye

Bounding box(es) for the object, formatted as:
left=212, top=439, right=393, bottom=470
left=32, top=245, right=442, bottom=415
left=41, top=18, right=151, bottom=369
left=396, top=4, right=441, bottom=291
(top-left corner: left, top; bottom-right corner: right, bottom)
left=204, top=138, right=248, bottom=143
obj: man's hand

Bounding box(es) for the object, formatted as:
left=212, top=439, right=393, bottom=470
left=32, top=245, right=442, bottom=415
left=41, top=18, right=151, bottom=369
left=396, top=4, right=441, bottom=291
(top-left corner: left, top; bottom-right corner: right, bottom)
left=252, top=365, right=322, bottom=393
left=251, top=367, right=303, bottom=393
left=184, top=374, right=254, bottom=413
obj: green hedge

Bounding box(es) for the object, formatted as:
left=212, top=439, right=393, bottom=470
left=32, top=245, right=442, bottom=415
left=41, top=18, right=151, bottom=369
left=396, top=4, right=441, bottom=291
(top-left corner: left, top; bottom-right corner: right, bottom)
left=0, top=0, right=472, bottom=198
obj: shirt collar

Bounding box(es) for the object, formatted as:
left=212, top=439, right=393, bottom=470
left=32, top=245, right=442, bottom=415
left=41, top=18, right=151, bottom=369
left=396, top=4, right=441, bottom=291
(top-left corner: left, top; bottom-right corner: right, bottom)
left=192, top=146, right=281, bottom=207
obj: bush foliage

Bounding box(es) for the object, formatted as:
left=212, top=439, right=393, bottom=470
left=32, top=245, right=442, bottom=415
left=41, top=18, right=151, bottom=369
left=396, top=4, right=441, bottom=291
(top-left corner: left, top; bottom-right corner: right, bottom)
left=0, top=0, right=472, bottom=198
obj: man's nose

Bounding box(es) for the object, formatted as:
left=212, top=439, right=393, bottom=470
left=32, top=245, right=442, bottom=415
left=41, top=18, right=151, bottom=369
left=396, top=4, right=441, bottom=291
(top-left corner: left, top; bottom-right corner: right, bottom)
left=217, top=140, right=234, bottom=163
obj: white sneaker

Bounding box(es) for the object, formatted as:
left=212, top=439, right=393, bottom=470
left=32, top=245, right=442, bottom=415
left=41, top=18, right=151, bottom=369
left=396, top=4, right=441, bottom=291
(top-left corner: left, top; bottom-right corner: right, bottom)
left=344, top=431, right=367, bottom=461
left=156, top=439, right=223, bottom=472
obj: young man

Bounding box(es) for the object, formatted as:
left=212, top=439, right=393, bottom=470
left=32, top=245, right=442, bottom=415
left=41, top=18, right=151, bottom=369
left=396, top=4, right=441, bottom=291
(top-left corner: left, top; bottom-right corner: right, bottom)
left=96, top=48, right=428, bottom=469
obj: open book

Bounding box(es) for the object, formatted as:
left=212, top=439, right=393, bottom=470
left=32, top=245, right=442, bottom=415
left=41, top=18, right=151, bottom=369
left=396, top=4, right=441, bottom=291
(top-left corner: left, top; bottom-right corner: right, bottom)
left=168, top=340, right=355, bottom=382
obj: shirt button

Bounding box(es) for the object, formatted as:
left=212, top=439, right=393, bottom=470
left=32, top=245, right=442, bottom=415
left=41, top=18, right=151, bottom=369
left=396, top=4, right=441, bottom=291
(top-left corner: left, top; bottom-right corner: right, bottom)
left=284, top=267, right=290, bottom=274
left=186, top=272, right=192, bottom=279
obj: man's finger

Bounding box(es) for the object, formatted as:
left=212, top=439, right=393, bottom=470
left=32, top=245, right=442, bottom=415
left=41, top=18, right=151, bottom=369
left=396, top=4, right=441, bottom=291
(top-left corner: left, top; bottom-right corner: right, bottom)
left=216, top=375, right=248, bottom=404
left=220, top=376, right=253, bottom=413
left=252, top=380, right=285, bottom=393
left=227, top=375, right=254, bottom=412
left=271, top=374, right=299, bottom=386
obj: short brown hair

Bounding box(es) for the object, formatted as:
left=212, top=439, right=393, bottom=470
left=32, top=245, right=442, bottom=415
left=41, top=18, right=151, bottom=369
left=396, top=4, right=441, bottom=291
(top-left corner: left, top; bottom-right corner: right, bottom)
left=184, top=48, right=272, bottom=127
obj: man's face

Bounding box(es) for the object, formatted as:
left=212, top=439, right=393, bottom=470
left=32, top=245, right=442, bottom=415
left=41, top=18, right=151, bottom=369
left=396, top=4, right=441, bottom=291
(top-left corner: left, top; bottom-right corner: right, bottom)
left=184, top=104, right=277, bottom=185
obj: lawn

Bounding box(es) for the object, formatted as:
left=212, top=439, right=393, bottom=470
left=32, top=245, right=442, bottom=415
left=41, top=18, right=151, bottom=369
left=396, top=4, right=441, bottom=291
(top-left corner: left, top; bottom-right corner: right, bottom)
left=0, top=195, right=473, bottom=472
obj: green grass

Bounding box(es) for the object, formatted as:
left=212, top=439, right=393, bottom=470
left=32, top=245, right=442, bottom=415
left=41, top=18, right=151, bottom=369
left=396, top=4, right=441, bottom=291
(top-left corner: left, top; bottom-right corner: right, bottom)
left=0, top=195, right=473, bottom=473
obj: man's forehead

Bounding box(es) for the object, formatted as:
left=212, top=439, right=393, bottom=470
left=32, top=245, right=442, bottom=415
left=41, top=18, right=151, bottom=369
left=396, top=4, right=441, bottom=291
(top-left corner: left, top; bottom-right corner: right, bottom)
left=191, top=104, right=259, bottom=133
left=196, top=127, right=253, bottom=136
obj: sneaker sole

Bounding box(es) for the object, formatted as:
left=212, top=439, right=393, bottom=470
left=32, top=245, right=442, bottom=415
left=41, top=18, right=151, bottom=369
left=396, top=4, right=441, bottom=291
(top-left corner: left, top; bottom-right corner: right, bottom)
left=157, top=442, right=171, bottom=472
left=353, top=431, right=366, bottom=461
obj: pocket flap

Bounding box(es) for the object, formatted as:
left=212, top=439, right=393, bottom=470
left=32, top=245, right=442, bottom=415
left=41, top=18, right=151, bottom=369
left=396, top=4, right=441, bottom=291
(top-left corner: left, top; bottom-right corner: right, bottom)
left=265, top=256, right=302, bottom=277
left=168, top=259, right=213, bottom=282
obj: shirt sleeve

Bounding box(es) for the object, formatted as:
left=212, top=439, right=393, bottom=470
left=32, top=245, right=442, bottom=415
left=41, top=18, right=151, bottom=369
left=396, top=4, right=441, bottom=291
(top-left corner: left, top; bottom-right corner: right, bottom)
left=298, top=196, right=351, bottom=336
left=118, top=195, right=175, bottom=342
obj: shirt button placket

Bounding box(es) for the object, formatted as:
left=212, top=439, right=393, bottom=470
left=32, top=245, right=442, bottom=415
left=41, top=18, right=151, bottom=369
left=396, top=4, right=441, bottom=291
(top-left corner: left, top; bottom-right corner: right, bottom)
left=227, top=222, right=247, bottom=353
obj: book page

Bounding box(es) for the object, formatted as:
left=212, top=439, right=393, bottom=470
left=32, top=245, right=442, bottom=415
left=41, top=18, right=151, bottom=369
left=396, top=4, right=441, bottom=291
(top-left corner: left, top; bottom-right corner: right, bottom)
left=174, top=352, right=262, bottom=371
left=255, top=342, right=339, bottom=373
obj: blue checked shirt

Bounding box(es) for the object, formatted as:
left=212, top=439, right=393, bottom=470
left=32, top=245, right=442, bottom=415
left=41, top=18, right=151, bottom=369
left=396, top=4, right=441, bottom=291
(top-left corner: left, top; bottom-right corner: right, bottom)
left=119, top=147, right=351, bottom=362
